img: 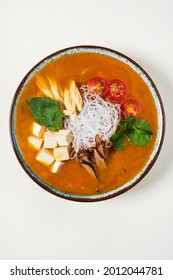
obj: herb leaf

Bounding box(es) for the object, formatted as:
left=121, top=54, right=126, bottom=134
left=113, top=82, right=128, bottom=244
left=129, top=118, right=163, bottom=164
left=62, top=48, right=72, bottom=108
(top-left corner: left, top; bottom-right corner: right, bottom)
left=133, top=119, right=152, bottom=133
left=110, top=116, right=135, bottom=150
left=119, top=116, right=135, bottom=129
left=110, top=117, right=153, bottom=150
left=128, top=120, right=153, bottom=146
left=128, top=127, right=152, bottom=146
left=111, top=134, right=126, bottom=150
left=27, top=97, right=62, bottom=131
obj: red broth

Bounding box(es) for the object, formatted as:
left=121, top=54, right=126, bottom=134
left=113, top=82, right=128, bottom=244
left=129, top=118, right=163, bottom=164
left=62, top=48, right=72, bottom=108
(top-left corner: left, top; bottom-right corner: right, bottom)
left=15, top=52, right=158, bottom=195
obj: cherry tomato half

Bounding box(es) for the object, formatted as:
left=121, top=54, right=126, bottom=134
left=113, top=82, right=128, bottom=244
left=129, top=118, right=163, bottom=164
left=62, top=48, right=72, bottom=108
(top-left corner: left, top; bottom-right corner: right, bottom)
left=121, top=98, right=141, bottom=116
left=87, top=77, right=109, bottom=97
left=107, top=79, right=127, bottom=102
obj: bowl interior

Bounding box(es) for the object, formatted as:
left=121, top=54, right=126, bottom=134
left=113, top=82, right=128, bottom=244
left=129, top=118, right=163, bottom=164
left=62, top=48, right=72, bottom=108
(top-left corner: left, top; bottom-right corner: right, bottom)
left=10, top=46, right=165, bottom=202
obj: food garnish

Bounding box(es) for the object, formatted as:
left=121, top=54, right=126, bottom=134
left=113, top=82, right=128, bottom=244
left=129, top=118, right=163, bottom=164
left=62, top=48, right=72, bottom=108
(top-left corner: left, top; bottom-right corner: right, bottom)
left=36, top=76, right=83, bottom=119
left=85, top=77, right=127, bottom=102
left=36, top=75, right=64, bottom=107
left=87, top=76, right=109, bottom=97
left=110, top=117, right=153, bottom=150
left=107, top=79, right=127, bottom=102
left=36, top=75, right=54, bottom=99
left=27, top=97, right=62, bottom=131
left=46, top=77, right=63, bottom=103
left=128, top=119, right=153, bottom=146
left=64, top=91, right=120, bottom=153
left=63, top=80, right=83, bottom=119
left=36, top=148, right=55, bottom=166
left=28, top=136, right=43, bottom=150
left=26, top=76, right=153, bottom=178
left=120, top=98, right=141, bottom=116
left=78, top=135, right=107, bottom=178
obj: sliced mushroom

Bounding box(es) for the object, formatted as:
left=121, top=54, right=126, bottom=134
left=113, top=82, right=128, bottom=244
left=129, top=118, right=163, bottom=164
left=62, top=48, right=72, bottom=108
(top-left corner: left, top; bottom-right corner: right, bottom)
left=95, top=135, right=107, bottom=160
left=79, top=155, right=91, bottom=164
left=95, top=134, right=101, bottom=145
left=97, top=142, right=107, bottom=160
left=93, top=148, right=106, bottom=170
left=80, top=160, right=97, bottom=178
left=78, top=149, right=97, bottom=178
left=78, top=150, right=94, bottom=166
left=78, top=149, right=92, bottom=161
left=78, top=140, right=108, bottom=179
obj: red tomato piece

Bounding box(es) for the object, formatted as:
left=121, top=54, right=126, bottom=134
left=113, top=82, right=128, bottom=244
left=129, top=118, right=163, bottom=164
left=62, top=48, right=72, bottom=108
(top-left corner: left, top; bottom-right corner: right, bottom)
left=121, top=98, right=141, bottom=116
left=107, top=79, right=127, bottom=102
left=87, top=77, right=109, bottom=97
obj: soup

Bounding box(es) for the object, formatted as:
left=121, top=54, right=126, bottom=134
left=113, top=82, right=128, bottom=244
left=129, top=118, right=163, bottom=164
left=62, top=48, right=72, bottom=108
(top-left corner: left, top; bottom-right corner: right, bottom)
left=14, top=51, right=158, bottom=196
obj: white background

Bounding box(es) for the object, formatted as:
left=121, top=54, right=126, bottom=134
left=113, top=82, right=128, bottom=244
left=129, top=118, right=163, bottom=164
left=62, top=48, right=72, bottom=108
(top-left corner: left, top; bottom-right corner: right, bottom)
left=0, top=0, right=173, bottom=260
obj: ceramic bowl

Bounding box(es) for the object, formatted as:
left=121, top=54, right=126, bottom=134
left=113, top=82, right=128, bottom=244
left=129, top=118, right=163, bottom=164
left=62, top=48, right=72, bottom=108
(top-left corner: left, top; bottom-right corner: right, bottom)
left=10, top=45, right=165, bottom=202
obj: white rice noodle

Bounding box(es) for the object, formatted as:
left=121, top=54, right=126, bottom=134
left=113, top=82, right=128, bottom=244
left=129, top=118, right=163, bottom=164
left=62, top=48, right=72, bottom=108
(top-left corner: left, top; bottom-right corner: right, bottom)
left=64, top=88, right=120, bottom=153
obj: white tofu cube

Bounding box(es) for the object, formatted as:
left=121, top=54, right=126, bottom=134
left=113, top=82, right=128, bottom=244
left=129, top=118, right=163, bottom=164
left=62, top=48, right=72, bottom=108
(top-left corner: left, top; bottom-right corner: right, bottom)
left=44, top=131, right=57, bottom=148
left=51, top=161, right=62, bottom=173
left=33, top=122, right=46, bottom=137
left=53, top=146, right=70, bottom=161
left=28, top=136, right=43, bottom=150
left=36, top=148, right=54, bottom=166
left=54, top=129, right=73, bottom=146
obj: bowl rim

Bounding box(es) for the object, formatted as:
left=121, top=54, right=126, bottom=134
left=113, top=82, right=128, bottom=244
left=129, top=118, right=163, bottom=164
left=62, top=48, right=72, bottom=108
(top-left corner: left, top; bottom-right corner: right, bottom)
left=9, top=45, right=166, bottom=202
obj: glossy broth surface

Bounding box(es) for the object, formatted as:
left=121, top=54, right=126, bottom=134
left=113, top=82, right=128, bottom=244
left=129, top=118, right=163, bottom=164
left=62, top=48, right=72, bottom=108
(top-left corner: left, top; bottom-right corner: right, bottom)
left=15, top=52, right=158, bottom=195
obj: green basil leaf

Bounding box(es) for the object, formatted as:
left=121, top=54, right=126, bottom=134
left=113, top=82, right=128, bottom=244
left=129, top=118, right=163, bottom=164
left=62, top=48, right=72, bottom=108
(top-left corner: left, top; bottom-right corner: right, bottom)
left=27, top=97, right=62, bottom=131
